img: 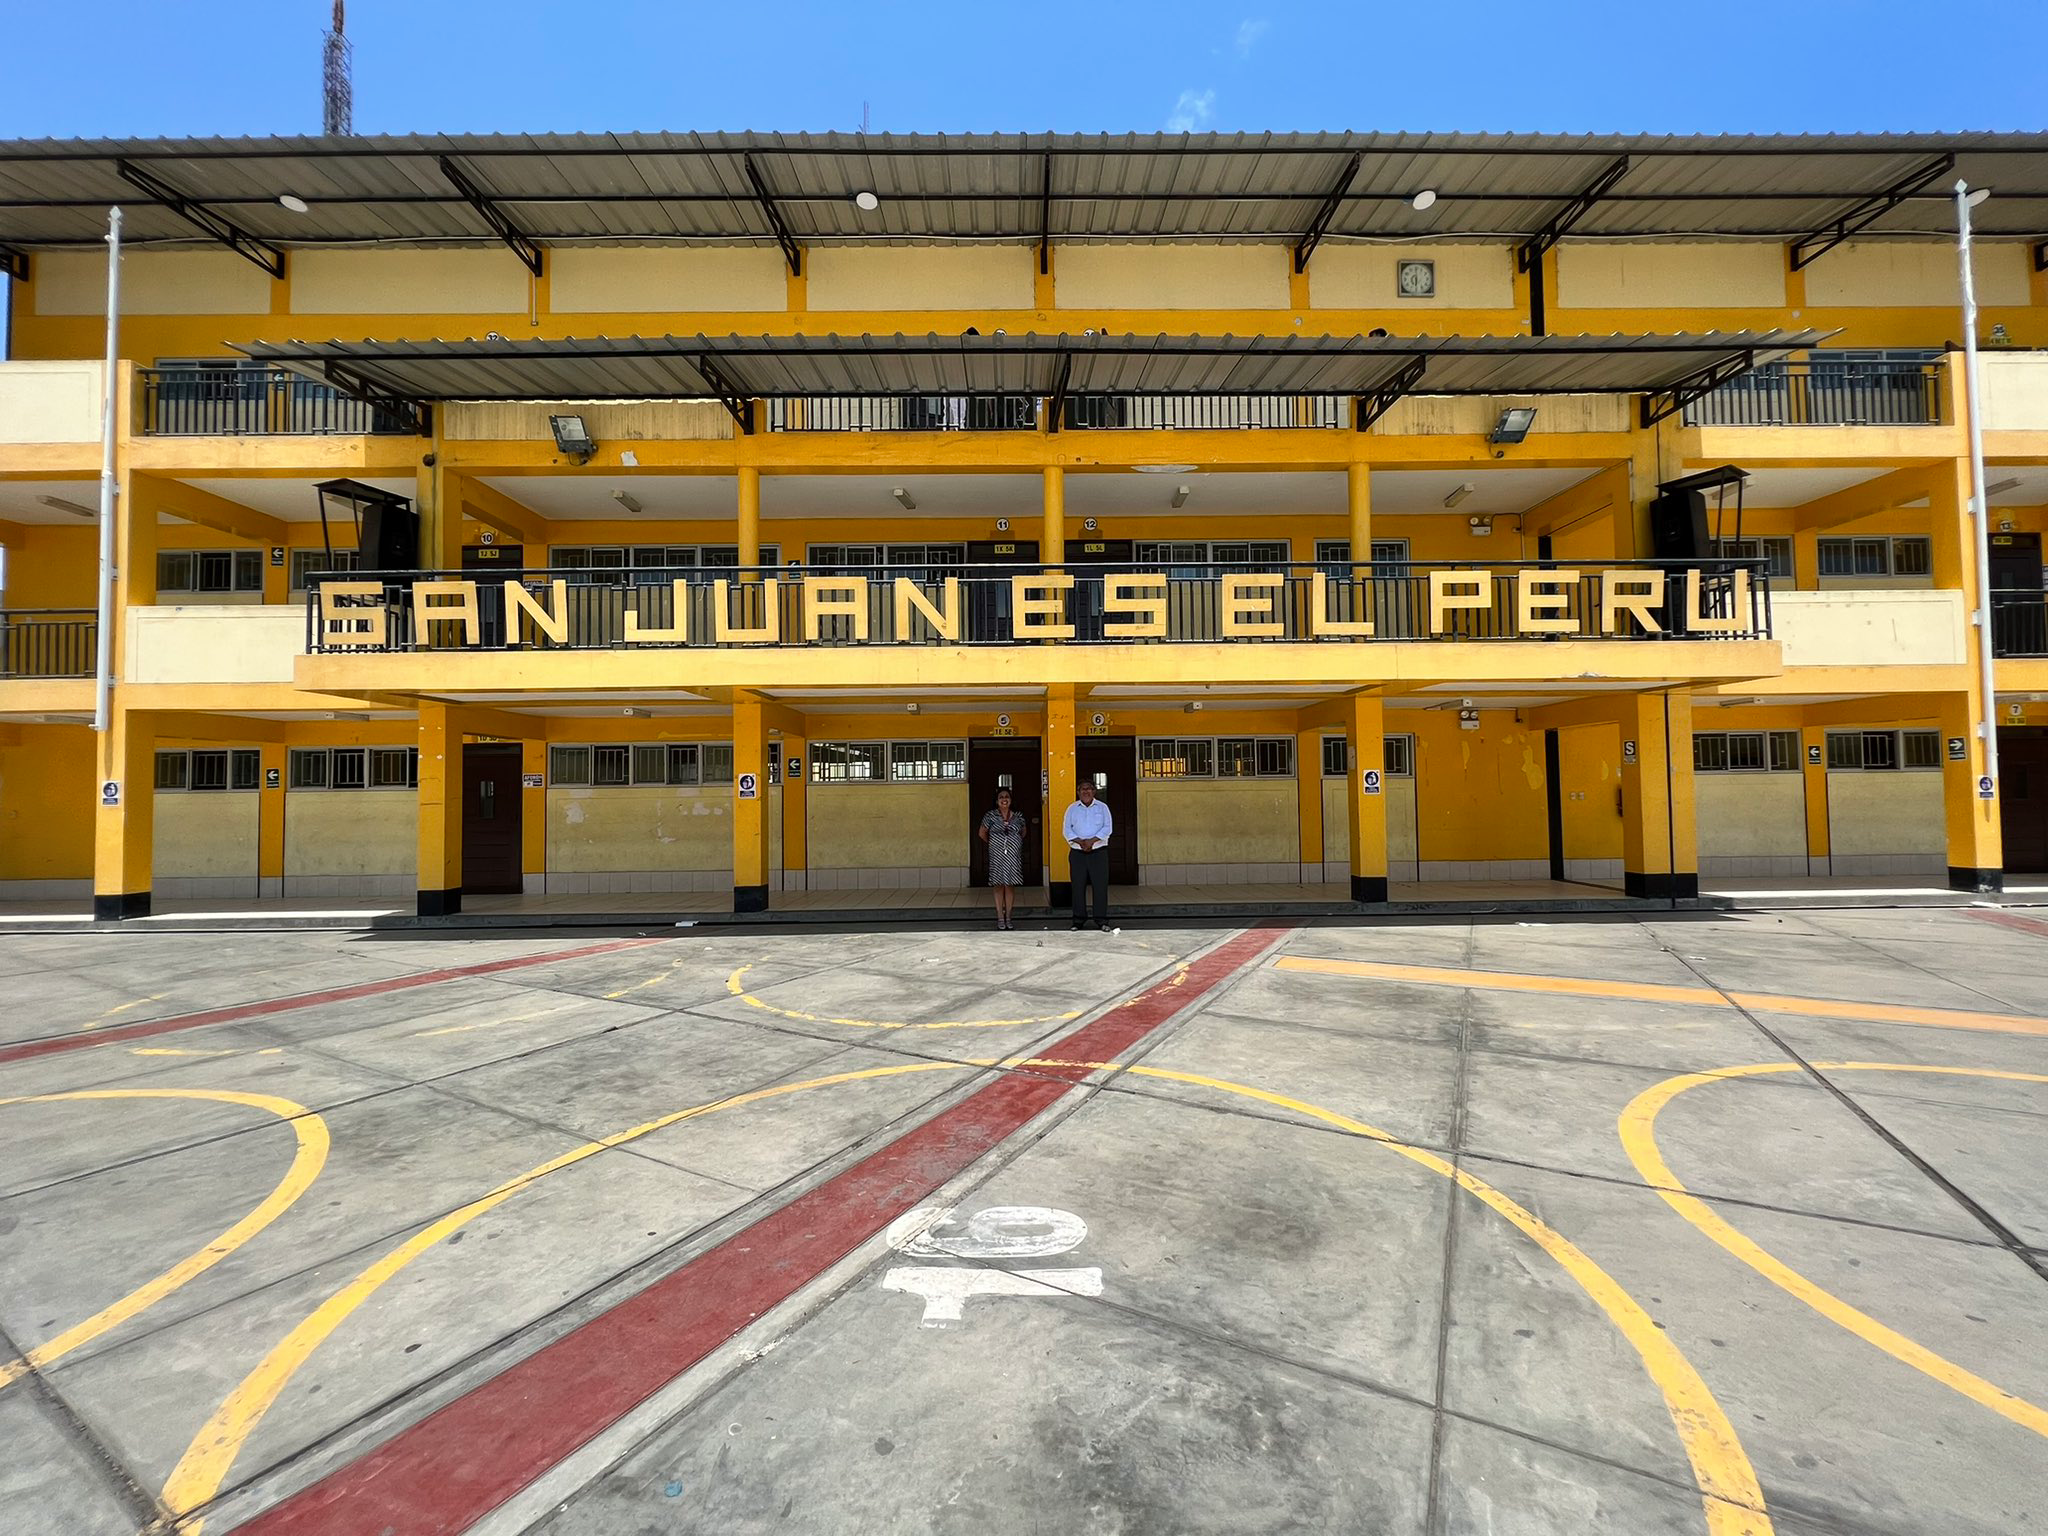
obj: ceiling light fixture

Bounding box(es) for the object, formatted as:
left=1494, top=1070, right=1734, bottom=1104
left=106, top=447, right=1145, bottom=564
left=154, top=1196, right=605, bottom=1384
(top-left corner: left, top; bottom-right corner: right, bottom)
left=1171, top=484, right=1192, bottom=509
left=892, top=487, right=917, bottom=510
left=1409, top=189, right=1438, bottom=211
left=1442, top=482, right=1475, bottom=509
left=611, top=489, right=643, bottom=514
left=278, top=193, right=310, bottom=214
left=1985, top=478, right=2022, bottom=497
left=1967, top=186, right=1992, bottom=208
left=1489, top=406, right=1538, bottom=445
left=1133, top=464, right=1197, bottom=474
left=36, top=495, right=97, bottom=518
left=853, top=190, right=881, bottom=212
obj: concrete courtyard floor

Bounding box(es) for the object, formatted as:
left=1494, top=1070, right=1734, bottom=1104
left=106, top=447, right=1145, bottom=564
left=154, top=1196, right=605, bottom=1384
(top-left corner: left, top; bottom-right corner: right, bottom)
left=1, top=906, right=2044, bottom=1535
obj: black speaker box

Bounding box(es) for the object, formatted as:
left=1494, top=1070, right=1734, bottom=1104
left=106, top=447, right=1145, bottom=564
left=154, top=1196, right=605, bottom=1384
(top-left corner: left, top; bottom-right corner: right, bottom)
left=1649, top=489, right=1709, bottom=561
left=359, top=501, right=420, bottom=570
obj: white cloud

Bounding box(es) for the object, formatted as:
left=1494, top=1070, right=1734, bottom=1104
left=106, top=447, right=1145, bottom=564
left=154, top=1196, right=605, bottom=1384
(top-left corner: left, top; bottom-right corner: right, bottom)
left=1234, top=18, right=1270, bottom=57
left=1165, top=89, right=1216, bottom=133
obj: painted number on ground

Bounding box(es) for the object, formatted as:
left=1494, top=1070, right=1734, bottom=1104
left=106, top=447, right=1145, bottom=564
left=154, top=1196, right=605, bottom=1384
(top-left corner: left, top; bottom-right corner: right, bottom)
left=882, top=1205, right=1102, bottom=1326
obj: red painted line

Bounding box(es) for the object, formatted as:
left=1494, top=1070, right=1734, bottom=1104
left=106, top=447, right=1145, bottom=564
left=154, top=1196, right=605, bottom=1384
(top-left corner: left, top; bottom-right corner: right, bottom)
left=229, top=923, right=1290, bottom=1536
left=0, top=938, right=663, bottom=1066
left=1969, top=908, right=2048, bottom=941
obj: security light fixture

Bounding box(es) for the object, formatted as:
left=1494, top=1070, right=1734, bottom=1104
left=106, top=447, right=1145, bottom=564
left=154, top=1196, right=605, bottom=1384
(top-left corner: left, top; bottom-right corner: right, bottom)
left=853, top=190, right=880, bottom=212
left=611, top=489, right=643, bottom=514
left=278, top=194, right=310, bottom=214
left=37, top=495, right=96, bottom=518
left=549, top=414, right=597, bottom=464
left=1171, top=485, right=1192, bottom=509
left=1489, top=407, right=1538, bottom=445
left=892, top=487, right=917, bottom=510
left=905, top=702, right=920, bottom=714
left=1442, top=482, right=1475, bottom=509
left=1184, top=701, right=1204, bottom=713
left=621, top=707, right=650, bottom=718
left=1409, top=189, right=1438, bottom=211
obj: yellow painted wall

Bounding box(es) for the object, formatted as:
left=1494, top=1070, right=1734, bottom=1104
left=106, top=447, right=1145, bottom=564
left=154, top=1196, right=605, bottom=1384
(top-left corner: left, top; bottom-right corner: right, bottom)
left=1827, top=772, right=1945, bottom=855
left=1308, top=244, right=1515, bottom=310
left=1136, top=778, right=1298, bottom=864
left=807, top=247, right=1036, bottom=312
left=443, top=400, right=733, bottom=442
left=0, top=524, right=99, bottom=606
left=1803, top=241, right=2029, bottom=309
left=1322, top=773, right=1418, bottom=864
left=548, top=248, right=788, bottom=313
left=807, top=782, right=968, bottom=868
left=1557, top=723, right=1625, bottom=861
left=154, top=792, right=257, bottom=877
left=34, top=250, right=271, bottom=317
left=1053, top=244, right=1291, bottom=310
left=1412, top=712, right=1549, bottom=860
left=1696, top=773, right=1806, bottom=858
left=290, top=250, right=532, bottom=315
left=0, top=360, right=104, bottom=442
left=1555, top=244, right=1787, bottom=309
left=1373, top=394, right=1630, bottom=436
left=0, top=727, right=94, bottom=878
left=546, top=785, right=733, bottom=872
left=284, top=791, right=417, bottom=874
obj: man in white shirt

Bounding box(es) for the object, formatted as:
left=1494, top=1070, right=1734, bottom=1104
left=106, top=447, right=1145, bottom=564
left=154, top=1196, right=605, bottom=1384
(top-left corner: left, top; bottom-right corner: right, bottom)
left=1062, top=779, right=1113, bottom=930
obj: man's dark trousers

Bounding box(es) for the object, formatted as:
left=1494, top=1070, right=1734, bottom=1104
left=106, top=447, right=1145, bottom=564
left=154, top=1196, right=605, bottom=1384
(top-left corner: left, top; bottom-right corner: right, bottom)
left=1070, top=846, right=1110, bottom=926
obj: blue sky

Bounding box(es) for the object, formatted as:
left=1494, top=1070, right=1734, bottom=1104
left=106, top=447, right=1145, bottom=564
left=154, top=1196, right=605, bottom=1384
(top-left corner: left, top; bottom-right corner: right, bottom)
left=0, top=1, right=2042, bottom=138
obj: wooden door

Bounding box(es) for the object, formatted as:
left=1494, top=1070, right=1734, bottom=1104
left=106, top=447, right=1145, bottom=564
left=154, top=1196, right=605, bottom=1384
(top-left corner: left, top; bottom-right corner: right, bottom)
left=1076, top=736, right=1139, bottom=885
left=462, top=744, right=525, bottom=894
left=968, top=739, right=1042, bottom=889
left=462, top=544, right=525, bottom=647
left=1999, top=728, right=2048, bottom=873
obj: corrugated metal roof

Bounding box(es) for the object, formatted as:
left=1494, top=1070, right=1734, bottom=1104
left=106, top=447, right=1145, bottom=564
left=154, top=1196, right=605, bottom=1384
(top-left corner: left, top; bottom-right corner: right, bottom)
left=232, top=330, right=1829, bottom=403
left=1, top=131, right=2043, bottom=251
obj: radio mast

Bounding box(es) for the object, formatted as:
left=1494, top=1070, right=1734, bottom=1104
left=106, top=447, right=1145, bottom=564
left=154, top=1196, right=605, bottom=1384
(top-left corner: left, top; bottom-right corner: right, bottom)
left=323, top=0, right=353, bottom=135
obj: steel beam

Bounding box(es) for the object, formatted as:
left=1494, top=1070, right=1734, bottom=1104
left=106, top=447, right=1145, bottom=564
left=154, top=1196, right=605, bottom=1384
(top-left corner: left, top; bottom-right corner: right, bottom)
left=1639, top=351, right=1756, bottom=429
left=693, top=353, right=756, bottom=434
left=319, top=360, right=432, bottom=436
left=437, top=156, right=545, bottom=278
left=1354, top=355, right=1427, bottom=432
left=1293, top=153, right=1361, bottom=274
left=0, top=244, right=26, bottom=281
left=743, top=155, right=802, bottom=277
left=1789, top=154, right=1954, bottom=271
left=2034, top=238, right=2046, bottom=273
left=114, top=160, right=287, bottom=278
left=1516, top=155, right=1631, bottom=274
left=1039, top=151, right=1054, bottom=275
left=1045, top=351, right=1075, bottom=433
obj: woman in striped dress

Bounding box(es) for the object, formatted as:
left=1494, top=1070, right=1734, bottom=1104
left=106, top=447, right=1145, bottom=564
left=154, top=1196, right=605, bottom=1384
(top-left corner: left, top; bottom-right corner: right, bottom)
left=978, top=786, right=1027, bottom=929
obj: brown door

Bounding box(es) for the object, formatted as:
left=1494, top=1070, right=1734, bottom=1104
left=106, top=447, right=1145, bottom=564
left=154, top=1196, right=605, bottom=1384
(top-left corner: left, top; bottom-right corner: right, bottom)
left=2000, top=728, right=2048, bottom=873
left=462, top=744, right=524, bottom=894
left=965, top=540, right=1040, bottom=643
left=462, top=544, right=525, bottom=648
left=968, top=739, right=1042, bottom=889
left=1076, top=736, right=1139, bottom=885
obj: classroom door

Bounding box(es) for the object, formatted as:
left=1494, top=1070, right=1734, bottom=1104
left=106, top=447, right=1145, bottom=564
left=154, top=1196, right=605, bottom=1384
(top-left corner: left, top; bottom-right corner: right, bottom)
left=968, top=739, right=1042, bottom=888
left=1076, top=736, right=1139, bottom=885
left=462, top=744, right=524, bottom=894
left=2000, top=728, right=2048, bottom=873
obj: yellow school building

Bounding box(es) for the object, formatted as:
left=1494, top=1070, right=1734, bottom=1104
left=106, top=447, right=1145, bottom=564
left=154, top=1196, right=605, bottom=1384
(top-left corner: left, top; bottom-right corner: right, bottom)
left=2, top=130, right=2046, bottom=918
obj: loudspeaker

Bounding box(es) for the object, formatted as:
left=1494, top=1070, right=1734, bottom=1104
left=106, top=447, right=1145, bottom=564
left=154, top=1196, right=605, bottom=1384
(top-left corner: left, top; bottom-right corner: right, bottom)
left=359, top=501, right=420, bottom=570
left=1649, top=489, right=1709, bottom=561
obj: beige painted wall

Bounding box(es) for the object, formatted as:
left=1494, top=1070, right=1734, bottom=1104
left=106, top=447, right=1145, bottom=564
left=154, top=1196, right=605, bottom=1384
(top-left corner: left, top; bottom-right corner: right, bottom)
left=808, top=247, right=1036, bottom=312
left=1772, top=589, right=1964, bottom=668
left=35, top=250, right=270, bottom=317
left=1373, top=394, right=1629, bottom=436
left=1138, top=779, right=1298, bottom=865
left=1980, top=353, right=2048, bottom=433
left=442, top=400, right=734, bottom=442
left=153, top=793, right=259, bottom=877
left=291, top=250, right=531, bottom=314
left=807, top=783, right=968, bottom=868
left=549, top=247, right=788, bottom=312
left=1308, top=244, right=1514, bottom=309
left=1828, top=772, right=1945, bottom=855
left=1556, top=243, right=1787, bottom=309
left=1803, top=240, right=2029, bottom=308
left=285, top=792, right=417, bottom=875
left=1321, top=775, right=1419, bottom=863
left=1054, top=244, right=1291, bottom=310
left=0, top=360, right=104, bottom=443
left=127, top=606, right=301, bottom=685
left=1696, top=773, right=1806, bottom=858
left=547, top=786, right=735, bottom=872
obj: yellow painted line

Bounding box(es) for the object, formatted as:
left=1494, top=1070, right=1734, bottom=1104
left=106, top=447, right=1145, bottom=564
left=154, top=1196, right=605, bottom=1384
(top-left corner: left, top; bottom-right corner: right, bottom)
left=79, top=993, right=169, bottom=1032
left=725, top=963, right=1085, bottom=1031
left=1620, top=1062, right=2048, bottom=1442
left=0, top=1090, right=329, bottom=1392
left=413, top=1002, right=585, bottom=1039
left=1274, top=955, right=2048, bottom=1039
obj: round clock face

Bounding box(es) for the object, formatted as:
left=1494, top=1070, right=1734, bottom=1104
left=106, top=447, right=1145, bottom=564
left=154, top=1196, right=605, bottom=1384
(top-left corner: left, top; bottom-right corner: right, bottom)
left=1398, top=260, right=1435, bottom=297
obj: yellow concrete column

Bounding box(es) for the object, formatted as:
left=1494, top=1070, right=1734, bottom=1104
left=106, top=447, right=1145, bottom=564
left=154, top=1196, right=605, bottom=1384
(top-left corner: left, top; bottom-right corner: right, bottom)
left=521, top=738, right=547, bottom=894
left=732, top=690, right=770, bottom=911
left=1042, top=466, right=1066, bottom=568
left=258, top=742, right=287, bottom=899
left=416, top=704, right=462, bottom=915
left=738, top=467, right=762, bottom=569
left=91, top=707, right=154, bottom=919
left=781, top=730, right=809, bottom=892
left=1346, top=462, right=1371, bottom=570
left=1044, top=685, right=1076, bottom=904
left=1295, top=727, right=1324, bottom=883
left=1344, top=693, right=1388, bottom=901
left=1799, top=723, right=1830, bottom=876
left=1619, top=691, right=1699, bottom=898
left=1930, top=456, right=2003, bottom=891
left=1626, top=426, right=1685, bottom=562
left=118, top=472, right=160, bottom=684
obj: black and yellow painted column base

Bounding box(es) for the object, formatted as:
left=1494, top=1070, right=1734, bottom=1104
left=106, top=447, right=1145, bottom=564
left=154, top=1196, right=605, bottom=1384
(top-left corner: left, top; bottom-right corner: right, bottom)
left=1620, top=691, right=1699, bottom=899
left=732, top=689, right=770, bottom=912
left=1941, top=693, right=2003, bottom=893
left=415, top=704, right=462, bottom=917
left=1044, top=686, right=1077, bottom=909
left=92, top=708, right=154, bottom=921
left=1344, top=693, right=1389, bottom=903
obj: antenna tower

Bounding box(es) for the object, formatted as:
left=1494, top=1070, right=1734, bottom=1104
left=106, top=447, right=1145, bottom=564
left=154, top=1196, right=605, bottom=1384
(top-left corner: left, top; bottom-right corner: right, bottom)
left=323, top=0, right=354, bottom=135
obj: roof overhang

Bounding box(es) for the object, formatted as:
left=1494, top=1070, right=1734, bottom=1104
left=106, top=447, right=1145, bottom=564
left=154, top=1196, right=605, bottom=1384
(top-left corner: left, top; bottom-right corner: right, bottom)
left=232, top=330, right=1830, bottom=433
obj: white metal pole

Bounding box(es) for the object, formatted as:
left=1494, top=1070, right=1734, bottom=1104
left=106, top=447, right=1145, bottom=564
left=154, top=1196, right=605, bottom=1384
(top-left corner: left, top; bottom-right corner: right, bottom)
left=1954, top=180, right=1998, bottom=794
left=92, top=205, right=122, bottom=733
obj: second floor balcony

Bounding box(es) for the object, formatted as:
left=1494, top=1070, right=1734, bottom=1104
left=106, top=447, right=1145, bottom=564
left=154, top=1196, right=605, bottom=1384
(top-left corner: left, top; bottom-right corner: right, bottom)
left=1684, top=350, right=1945, bottom=428
left=139, top=366, right=417, bottom=437
left=0, top=609, right=95, bottom=678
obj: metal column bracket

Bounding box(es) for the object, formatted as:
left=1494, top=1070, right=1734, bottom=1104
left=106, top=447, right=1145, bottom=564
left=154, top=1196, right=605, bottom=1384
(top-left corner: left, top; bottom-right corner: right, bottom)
left=693, top=353, right=756, bottom=434
left=437, top=156, right=545, bottom=278
left=1789, top=154, right=1954, bottom=271
left=1039, top=150, right=1055, bottom=276
left=1354, top=354, right=1427, bottom=431
left=319, top=360, right=432, bottom=437
left=1516, top=156, right=1630, bottom=275
left=115, top=160, right=287, bottom=278
left=2033, top=239, right=2047, bottom=273
left=0, top=244, right=27, bottom=282
left=1294, top=152, right=1361, bottom=274
left=1639, top=351, right=1756, bottom=428
left=1045, top=351, right=1075, bottom=433
left=744, top=155, right=803, bottom=277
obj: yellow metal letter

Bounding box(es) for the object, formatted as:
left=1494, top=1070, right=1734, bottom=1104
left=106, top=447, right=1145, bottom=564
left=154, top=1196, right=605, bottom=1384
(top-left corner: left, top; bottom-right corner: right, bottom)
left=1012, top=573, right=1076, bottom=639
left=1516, top=569, right=1581, bottom=634
left=504, top=578, right=570, bottom=646
left=1104, top=572, right=1167, bottom=638
left=894, top=576, right=960, bottom=641
left=1602, top=570, right=1665, bottom=634
left=1685, top=569, right=1750, bottom=632
left=1310, top=571, right=1374, bottom=637
left=624, top=579, right=689, bottom=643
left=713, top=577, right=781, bottom=643
left=804, top=576, right=871, bottom=641
left=412, top=580, right=481, bottom=647
left=1222, top=573, right=1286, bottom=637
left=1428, top=571, right=1491, bottom=635
left=318, top=581, right=386, bottom=649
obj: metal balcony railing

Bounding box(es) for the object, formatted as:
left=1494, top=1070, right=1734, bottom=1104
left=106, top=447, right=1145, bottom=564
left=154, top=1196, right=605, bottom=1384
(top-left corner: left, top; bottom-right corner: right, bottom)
left=306, top=560, right=1770, bottom=654
left=762, top=392, right=1349, bottom=432
left=1992, top=589, right=2048, bottom=657
left=140, top=367, right=416, bottom=436
left=0, top=609, right=96, bottom=677
left=1684, top=354, right=1943, bottom=427
left=765, top=394, right=1040, bottom=431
